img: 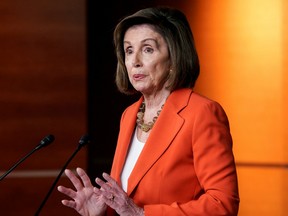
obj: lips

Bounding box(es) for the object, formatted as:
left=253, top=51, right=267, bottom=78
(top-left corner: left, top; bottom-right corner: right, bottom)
left=133, top=74, right=146, bottom=80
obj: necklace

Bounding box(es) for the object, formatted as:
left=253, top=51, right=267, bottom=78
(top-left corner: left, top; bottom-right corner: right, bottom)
left=136, top=101, right=164, bottom=132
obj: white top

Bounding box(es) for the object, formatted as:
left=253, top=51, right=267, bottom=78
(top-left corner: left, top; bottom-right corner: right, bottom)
left=120, top=129, right=145, bottom=192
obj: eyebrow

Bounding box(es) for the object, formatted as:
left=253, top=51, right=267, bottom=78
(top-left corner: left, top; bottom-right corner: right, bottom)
left=123, top=38, right=159, bottom=47
left=142, top=38, right=157, bottom=43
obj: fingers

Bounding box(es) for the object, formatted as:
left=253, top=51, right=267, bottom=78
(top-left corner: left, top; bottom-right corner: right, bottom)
left=64, top=168, right=92, bottom=191
left=63, top=169, right=83, bottom=191
left=102, top=172, right=117, bottom=185
left=57, top=185, right=76, bottom=199
left=58, top=167, right=93, bottom=200
left=98, top=173, right=120, bottom=190
left=95, top=177, right=111, bottom=198
left=76, top=167, right=93, bottom=188
left=95, top=173, right=124, bottom=204
left=95, top=175, right=116, bottom=193
left=60, top=199, right=77, bottom=209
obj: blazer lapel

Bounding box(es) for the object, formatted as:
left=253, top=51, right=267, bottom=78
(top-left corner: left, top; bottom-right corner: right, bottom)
left=127, top=89, right=193, bottom=196
left=111, top=98, right=143, bottom=184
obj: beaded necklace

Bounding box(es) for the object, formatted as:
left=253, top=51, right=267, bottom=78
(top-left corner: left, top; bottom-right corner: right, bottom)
left=136, top=101, right=164, bottom=132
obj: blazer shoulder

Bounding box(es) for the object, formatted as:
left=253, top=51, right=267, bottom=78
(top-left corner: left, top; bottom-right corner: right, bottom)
left=190, top=92, right=226, bottom=111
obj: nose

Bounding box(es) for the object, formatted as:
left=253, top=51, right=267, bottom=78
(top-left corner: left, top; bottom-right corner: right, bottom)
left=133, top=62, right=141, bottom=67
left=132, top=52, right=142, bottom=68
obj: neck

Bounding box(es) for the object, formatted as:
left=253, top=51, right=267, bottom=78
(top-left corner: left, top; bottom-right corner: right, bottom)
left=142, top=90, right=170, bottom=109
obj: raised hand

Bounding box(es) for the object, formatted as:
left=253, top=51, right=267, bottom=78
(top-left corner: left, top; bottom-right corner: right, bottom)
left=57, top=167, right=107, bottom=216
left=94, top=173, right=144, bottom=216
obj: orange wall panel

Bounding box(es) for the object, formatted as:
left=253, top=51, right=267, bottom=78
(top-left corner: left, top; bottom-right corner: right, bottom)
left=182, top=0, right=288, bottom=215
left=186, top=0, right=286, bottom=164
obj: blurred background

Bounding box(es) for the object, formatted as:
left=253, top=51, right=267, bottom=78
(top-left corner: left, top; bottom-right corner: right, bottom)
left=0, top=0, right=287, bottom=215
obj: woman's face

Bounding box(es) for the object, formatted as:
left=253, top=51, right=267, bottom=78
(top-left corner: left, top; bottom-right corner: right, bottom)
left=123, top=24, right=171, bottom=95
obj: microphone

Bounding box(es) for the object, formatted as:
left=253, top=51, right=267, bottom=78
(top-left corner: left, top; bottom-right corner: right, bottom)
left=0, top=134, right=55, bottom=181
left=34, top=134, right=91, bottom=216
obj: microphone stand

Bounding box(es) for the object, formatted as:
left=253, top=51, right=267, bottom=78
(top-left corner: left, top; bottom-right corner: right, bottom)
left=0, top=135, right=55, bottom=181
left=0, top=149, right=37, bottom=181
left=34, top=135, right=90, bottom=216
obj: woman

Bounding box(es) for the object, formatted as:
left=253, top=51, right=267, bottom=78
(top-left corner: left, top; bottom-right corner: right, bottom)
left=57, top=7, right=240, bottom=216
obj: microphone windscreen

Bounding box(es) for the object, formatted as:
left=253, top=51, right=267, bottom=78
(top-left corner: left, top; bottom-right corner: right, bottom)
left=39, top=134, right=55, bottom=147
left=78, top=134, right=91, bottom=147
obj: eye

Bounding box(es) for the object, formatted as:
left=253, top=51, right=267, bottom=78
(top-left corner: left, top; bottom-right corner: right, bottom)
left=144, top=46, right=154, bottom=54
left=124, top=47, right=133, bottom=55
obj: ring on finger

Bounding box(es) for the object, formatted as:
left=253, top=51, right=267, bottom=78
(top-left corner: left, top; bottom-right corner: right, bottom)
left=109, top=194, right=115, bottom=201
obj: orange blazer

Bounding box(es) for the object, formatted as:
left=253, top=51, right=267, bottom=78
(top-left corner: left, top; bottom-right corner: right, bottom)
left=108, top=88, right=239, bottom=216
